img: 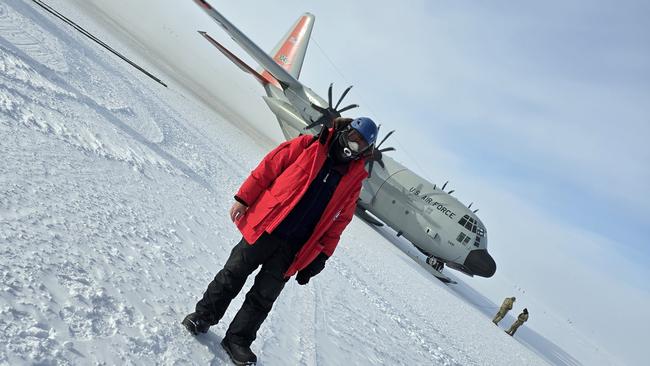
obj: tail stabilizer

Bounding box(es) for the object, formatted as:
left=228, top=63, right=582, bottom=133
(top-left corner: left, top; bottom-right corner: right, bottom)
left=198, top=31, right=272, bottom=86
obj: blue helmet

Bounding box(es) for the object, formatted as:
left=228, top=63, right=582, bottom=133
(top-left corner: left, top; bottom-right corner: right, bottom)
left=350, top=117, right=378, bottom=146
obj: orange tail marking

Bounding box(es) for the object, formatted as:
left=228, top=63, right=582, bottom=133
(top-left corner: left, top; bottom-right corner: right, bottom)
left=260, top=15, right=311, bottom=88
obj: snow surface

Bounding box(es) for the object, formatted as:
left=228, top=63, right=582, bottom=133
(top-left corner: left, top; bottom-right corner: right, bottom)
left=1, top=0, right=570, bottom=364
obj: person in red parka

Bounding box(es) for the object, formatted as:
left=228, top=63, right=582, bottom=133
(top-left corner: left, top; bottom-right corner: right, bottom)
left=182, top=117, right=378, bottom=365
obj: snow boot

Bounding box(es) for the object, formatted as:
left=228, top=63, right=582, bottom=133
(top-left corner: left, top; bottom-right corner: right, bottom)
left=181, top=312, right=210, bottom=335
left=221, top=337, right=257, bottom=365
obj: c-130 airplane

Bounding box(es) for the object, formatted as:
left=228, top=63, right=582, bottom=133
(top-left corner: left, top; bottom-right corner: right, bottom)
left=192, top=0, right=496, bottom=283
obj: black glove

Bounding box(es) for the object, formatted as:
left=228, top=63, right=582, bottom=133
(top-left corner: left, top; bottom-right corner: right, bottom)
left=296, top=253, right=328, bottom=285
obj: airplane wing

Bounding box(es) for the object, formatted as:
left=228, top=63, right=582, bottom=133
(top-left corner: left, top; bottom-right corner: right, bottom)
left=193, top=0, right=309, bottom=91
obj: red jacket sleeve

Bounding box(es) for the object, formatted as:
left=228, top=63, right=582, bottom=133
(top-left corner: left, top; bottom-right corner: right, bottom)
left=320, top=181, right=362, bottom=256
left=235, top=134, right=313, bottom=206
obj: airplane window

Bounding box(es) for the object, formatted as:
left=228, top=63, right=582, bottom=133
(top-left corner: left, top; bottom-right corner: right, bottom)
left=474, top=236, right=481, bottom=247
left=457, top=233, right=466, bottom=242
left=463, top=236, right=471, bottom=245
left=464, top=222, right=472, bottom=230
left=459, top=217, right=468, bottom=226
left=472, top=225, right=477, bottom=233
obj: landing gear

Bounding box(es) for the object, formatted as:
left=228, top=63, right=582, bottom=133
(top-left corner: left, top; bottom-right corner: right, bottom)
left=426, top=256, right=444, bottom=272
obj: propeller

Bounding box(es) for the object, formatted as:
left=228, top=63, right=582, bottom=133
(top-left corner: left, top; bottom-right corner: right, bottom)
left=367, top=125, right=396, bottom=177
left=305, top=83, right=359, bottom=131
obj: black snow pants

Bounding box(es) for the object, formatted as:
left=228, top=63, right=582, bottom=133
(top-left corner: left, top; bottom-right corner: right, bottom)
left=195, top=233, right=296, bottom=346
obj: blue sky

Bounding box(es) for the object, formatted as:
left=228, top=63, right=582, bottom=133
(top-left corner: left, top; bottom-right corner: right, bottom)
left=77, top=0, right=649, bottom=363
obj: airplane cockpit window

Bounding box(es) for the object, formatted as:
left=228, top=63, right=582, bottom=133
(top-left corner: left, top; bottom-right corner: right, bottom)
left=459, top=215, right=478, bottom=233
left=457, top=232, right=473, bottom=246
left=459, top=216, right=468, bottom=226
left=474, top=236, right=481, bottom=248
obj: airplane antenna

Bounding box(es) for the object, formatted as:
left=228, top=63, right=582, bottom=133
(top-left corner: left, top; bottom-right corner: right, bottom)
left=433, top=184, right=437, bottom=190
left=441, top=181, right=449, bottom=190
left=473, top=209, right=479, bottom=213
left=448, top=190, right=455, bottom=194
left=468, top=202, right=473, bottom=209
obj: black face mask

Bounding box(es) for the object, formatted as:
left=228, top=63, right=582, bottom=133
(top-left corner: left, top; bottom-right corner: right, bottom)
left=329, top=130, right=356, bottom=163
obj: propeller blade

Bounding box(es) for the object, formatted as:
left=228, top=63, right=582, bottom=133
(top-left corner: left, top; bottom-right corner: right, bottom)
left=305, top=119, right=323, bottom=130
left=306, top=83, right=362, bottom=132
left=377, top=130, right=395, bottom=148
left=328, top=83, right=333, bottom=108
left=337, top=104, right=359, bottom=113
left=378, top=159, right=385, bottom=169
left=379, top=147, right=395, bottom=153
left=368, top=161, right=375, bottom=177
left=335, top=85, right=353, bottom=110
left=312, top=103, right=328, bottom=113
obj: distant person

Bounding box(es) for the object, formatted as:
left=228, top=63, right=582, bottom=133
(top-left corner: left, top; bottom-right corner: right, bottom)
left=506, top=308, right=529, bottom=336
left=492, top=296, right=515, bottom=325
left=182, top=117, right=378, bottom=365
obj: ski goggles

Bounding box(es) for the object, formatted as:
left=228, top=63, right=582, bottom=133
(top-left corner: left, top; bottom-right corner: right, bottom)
left=339, top=128, right=371, bottom=158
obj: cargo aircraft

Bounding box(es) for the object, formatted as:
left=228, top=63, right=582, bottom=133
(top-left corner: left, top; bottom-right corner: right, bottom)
left=192, top=0, right=496, bottom=283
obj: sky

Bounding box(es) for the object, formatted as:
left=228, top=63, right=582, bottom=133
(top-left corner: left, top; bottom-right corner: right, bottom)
left=68, top=0, right=649, bottom=364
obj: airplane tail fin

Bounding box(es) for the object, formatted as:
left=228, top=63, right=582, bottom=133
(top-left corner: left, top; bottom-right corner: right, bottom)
left=263, top=13, right=315, bottom=81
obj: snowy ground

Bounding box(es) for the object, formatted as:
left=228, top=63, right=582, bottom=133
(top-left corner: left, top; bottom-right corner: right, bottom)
left=0, top=0, right=571, bottom=365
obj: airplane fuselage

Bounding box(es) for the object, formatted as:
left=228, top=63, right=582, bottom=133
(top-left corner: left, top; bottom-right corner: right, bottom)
left=357, top=156, right=495, bottom=277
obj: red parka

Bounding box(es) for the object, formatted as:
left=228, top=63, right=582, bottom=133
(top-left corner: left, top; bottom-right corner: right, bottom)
left=234, top=131, right=368, bottom=278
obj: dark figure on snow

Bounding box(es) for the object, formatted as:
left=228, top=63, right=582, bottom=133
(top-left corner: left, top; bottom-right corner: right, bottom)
left=506, top=308, right=529, bottom=336
left=493, top=296, right=515, bottom=325
left=182, top=117, right=378, bottom=365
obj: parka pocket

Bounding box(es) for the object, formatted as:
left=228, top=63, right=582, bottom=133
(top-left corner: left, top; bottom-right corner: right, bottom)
left=244, top=192, right=280, bottom=229
left=269, top=166, right=309, bottom=201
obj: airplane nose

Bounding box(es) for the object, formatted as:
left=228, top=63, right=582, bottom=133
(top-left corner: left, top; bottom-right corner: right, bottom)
left=464, top=249, right=496, bottom=277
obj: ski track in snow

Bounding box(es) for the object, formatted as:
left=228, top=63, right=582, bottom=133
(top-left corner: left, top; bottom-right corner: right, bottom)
left=0, top=0, right=549, bottom=365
